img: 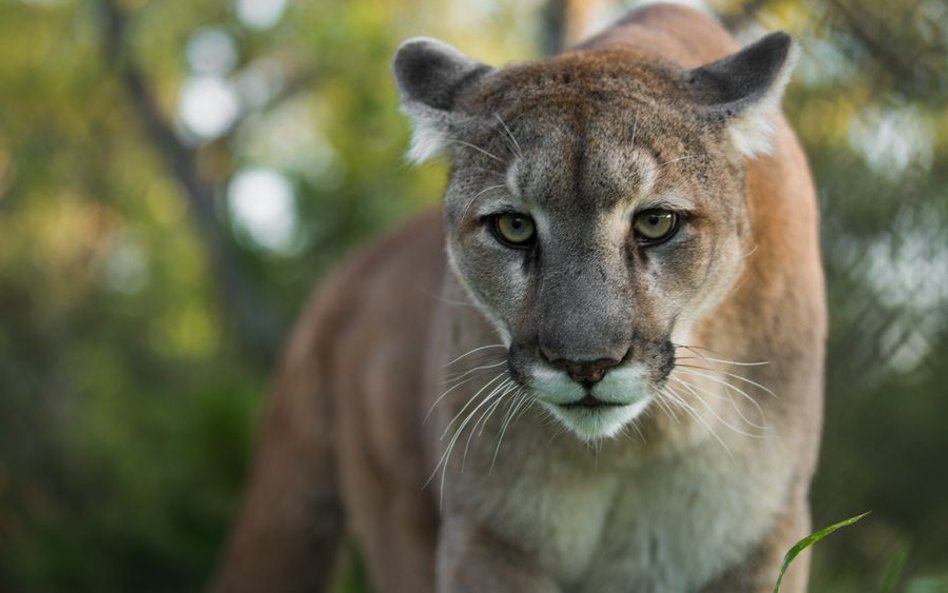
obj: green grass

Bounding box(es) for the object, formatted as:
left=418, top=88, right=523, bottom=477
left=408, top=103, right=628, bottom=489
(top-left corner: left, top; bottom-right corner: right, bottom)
left=773, top=512, right=870, bottom=593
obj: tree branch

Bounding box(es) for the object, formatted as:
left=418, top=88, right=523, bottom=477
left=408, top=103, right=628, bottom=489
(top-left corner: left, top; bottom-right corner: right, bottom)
left=97, top=0, right=284, bottom=362
left=538, top=0, right=603, bottom=55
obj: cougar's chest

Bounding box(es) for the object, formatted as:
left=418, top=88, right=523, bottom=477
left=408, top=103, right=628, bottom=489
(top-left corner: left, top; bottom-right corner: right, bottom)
left=469, top=432, right=785, bottom=593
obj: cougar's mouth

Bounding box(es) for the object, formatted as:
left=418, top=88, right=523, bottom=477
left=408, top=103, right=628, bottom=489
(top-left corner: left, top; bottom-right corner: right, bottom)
left=560, top=394, right=627, bottom=409
left=523, top=362, right=655, bottom=441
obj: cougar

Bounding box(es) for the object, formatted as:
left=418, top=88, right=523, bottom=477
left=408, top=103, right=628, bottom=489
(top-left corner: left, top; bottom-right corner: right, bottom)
left=213, top=4, right=825, bottom=593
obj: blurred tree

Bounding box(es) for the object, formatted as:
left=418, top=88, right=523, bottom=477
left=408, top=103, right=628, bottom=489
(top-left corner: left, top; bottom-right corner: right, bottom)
left=97, top=0, right=285, bottom=361
left=0, top=0, right=534, bottom=590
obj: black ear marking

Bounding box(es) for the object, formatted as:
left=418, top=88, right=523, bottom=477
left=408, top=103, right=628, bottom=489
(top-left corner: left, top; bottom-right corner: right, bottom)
left=685, top=32, right=798, bottom=156
left=392, top=38, right=493, bottom=111
left=687, top=32, right=793, bottom=110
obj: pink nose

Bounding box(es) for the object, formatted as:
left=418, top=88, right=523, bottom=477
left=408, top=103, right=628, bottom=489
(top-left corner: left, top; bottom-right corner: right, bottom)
left=551, top=358, right=622, bottom=386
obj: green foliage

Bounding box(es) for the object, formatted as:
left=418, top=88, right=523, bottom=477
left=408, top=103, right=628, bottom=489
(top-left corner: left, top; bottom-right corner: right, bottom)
left=879, top=544, right=911, bottom=593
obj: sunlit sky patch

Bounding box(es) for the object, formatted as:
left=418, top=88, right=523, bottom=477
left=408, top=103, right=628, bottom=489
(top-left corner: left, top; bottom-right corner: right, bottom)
left=237, top=99, right=342, bottom=189
left=847, top=107, right=935, bottom=181
left=186, top=28, right=238, bottom=76
left=795, top=38, right=857, bottom=87
left=103, top=234, right=148, bottom=294
left=227, top=168, right=298, bottom=253
left=235, top=0, right=287, bottom=31
left=178, top=76, right=240, bottom=140
left=234, top=58, right=285, bottom=111
left=862, top=207, right=948, bottom=373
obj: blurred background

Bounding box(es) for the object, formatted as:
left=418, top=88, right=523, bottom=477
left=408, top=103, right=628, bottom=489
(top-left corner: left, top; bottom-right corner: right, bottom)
left=0, top=0, right=945, bottom=591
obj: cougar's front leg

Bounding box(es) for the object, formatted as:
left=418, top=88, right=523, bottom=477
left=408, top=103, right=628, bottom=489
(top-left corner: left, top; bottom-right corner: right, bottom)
left=437, top=516, right=562, bottom=593
left=699, top=497, right=812, bottom=593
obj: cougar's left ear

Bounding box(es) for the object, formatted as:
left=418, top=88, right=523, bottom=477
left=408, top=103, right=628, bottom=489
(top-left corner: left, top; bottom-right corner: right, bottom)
left=686, top=32, right=798, bottom=157
left=392, top=38, right=494, bottom=164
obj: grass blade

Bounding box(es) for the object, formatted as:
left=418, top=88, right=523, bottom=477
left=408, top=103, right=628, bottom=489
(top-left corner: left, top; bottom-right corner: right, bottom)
left=879, top=543, right=910, bottom=593
left=772, top=512, right=871, bottom=593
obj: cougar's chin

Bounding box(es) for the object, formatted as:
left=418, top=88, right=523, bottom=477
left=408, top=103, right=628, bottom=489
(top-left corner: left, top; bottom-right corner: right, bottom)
left=527, top=364, right=654, bottom=442
left=541, top=399, right=652, bottom=442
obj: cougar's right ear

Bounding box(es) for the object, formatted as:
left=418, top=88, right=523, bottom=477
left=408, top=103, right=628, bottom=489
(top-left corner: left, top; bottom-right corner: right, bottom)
left=392, top=38, right=493, bottom=163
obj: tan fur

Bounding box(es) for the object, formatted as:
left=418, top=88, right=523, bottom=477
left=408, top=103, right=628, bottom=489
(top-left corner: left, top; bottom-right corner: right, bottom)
left=214, top=4, right=824, bottom=592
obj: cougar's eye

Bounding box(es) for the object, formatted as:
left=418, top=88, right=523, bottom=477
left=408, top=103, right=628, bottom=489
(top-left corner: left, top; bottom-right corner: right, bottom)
left=632, top=209, right=679, bottom=244
left=490, top=212, right=536, bottom=248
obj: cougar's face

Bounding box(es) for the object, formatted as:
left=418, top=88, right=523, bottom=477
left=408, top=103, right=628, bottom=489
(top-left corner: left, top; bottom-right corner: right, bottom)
left=442, top=65, right=750, bottom=441
left=394, top=29, right=799, bottom=441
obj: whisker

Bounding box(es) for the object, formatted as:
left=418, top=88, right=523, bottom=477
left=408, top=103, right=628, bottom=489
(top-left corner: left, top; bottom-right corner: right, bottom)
left=674, top=364, right=777, bottom=399
left=673, top=344, right=770, bottom=367
left=445, top=359, right=508, bottom=383
left=424, top=374, right=484, bottom=424
left=674, top=368, right=770, bottom=430
left=428, top=372, right=509, bottom=505
left=462, top=379, right=514, bottom=471
left=439, top=373, right=505, bottom=441
left=543, top=408, right=570, bottom=445
left=460, top=183, right=508, bottom=222
left=660, top=386, right=734, bottom=459
left=493, top=112, right=524, bottom=160
left=446, top=379, right=508, bottom=461
left=740, top=243, right=760, bottom=261
left=652, top=390, right=682, bottom=424
left=428, top=357, right=508, bottom=423
left=658, top=154, right=705, bottom=169
left=669, top=376, right=766, bottom=437
left=466, top=165, right=508, bottom=183
left=491, top=388, right=531, bottom=470
left=449, top=139, right=505, bottom=163
left=621, top=417, right=647, bottom=446
left=418, top=289, right=479, bottom=308
left=443, top=343, right=506, bottom=367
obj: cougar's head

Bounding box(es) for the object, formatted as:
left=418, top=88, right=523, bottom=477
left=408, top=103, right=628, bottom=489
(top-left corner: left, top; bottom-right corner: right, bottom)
left=393, top=34, right=796, bottom=441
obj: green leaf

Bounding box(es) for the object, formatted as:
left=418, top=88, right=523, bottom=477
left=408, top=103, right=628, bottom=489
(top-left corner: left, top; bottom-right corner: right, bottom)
left=879, top=543, right=910, bottom=593
left=772, top=512, right=871, bottom=593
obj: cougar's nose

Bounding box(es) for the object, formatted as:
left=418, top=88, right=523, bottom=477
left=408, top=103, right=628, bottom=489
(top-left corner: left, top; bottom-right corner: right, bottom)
left=548, top=357, right=622, bottom=387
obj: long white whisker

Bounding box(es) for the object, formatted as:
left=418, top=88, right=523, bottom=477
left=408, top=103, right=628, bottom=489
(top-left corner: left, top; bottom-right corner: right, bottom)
left=468, top=165, right=505, bottom=176
left=668, top=376, right=765, bottom=438
left=673, top=344, right=769, bottom=367
left=493, top=112, right=524, bottom=160
left=450, top=139, right=505, bottom=163
left=675, top=369, right=770, bottom=430
left=442, top=379, right=509, bottom=497
left=461, top=379, right=513, bottom=469
left=652, top=389, right=681, bottom=424
left=674, top=368, right=773, bottom=418
left=462, top=382, right=518, bottom=472
left=491, top=388, right=531, bottom=470
left=658, top=154, right=705, bottom=169
left=460, top=183, right=508, bottom=222
left=427, top=372, right=509, bottom=507
left=678, top=365, right=778, bottom=399
left=425, top=376, right=476, bottom=424
left=740, top=243, right=760, bottom=261
left=440, top=373, right=506, bottom=440
left=660, top=386, right=734, bottom=459
left=425, top=369, right=501, bottom=424
left=621, top=416, right=647, bottom=446
left=446, top=359, right=508, bottom=382
left=443, top=343, right=506, bottom=367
